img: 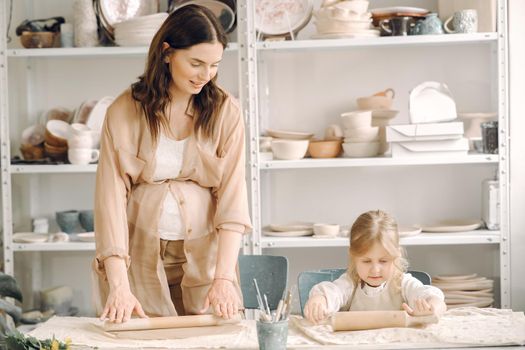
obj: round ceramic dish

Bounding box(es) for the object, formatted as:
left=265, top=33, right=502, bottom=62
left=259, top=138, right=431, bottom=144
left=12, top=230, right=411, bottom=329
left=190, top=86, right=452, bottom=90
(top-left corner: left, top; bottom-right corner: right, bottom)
left=169, top=0, right=236, bottom=33
left=255, top=0, right=313, bottom=36
left=266, top=128, right=314, bottom=140
left=269, top=222, right=313, bottom=232
left=421, top=219, right=482, bottom=233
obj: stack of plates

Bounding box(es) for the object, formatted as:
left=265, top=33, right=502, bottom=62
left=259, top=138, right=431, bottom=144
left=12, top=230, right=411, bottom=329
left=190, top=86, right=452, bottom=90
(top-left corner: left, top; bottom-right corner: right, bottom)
left=432, top=274, right=494, bottom=309
left=114, top=13, right=168, bottom=47
left=93, top=0, right=160, bottom=45
left=312, top=2, right=379, bottom=39
left=263, top=222, right=313, bottom=237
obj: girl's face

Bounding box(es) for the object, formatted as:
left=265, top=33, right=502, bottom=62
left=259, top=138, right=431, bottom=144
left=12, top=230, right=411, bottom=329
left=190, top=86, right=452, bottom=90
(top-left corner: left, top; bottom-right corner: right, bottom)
left=354, top=241, right=395, bottom=287
left=164, top=42, right=224, bottom=97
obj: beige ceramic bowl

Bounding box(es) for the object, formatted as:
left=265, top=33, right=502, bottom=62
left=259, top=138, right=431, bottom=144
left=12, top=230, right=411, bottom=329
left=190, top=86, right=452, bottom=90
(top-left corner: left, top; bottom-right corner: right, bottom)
left=343, top=126, right=379, bottom=141
left=334, top=0, right=369, bottom=14
left=340, top=110, right=372, bottom=129
left=343, top=141, right=380, bottom=158
left=271, top=139, right=309, bottom=160
left=308, top=140, right=342, bottom=158
left=44, top=142, right=68, bottom=161
left=45, top=120, right=71, bottom=147
left=20, top=31, right=56, bottom=49
left=313, top=223, right=340, bottom=237
left=357, top=95, right=393, bottom=110
left=20, top=143, right=44, bottom=160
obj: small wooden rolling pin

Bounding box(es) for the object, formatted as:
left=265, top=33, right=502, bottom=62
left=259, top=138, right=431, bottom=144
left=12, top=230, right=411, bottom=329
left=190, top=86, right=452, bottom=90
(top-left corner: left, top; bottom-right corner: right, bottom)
left=103, top=314, right=242, bottom=332
left=331, top=311, right=438, bottom=331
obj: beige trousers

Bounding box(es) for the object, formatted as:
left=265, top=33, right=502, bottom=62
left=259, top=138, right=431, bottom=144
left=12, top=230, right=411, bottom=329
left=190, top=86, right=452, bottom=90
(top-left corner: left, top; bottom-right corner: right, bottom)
left=160, top=239, right=187, bottom=316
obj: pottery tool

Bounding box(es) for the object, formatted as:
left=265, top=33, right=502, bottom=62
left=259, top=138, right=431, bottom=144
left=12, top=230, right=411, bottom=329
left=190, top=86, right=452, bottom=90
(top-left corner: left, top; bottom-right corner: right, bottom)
left=274, top=299, right=284, bottom=322
left=103, top=314, right=242, bottom=332
left=331, top=310, right=438, bottom=331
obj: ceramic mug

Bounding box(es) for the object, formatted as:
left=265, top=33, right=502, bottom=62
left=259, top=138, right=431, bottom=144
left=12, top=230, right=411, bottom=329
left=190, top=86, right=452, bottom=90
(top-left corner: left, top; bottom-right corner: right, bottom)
left=68, top=148, right=99, bottom=165
left=444, top=9, right=478, bottom=34
left=413, top=13, right=444, bottom=35
left=380, top=16, right=417, bottom=36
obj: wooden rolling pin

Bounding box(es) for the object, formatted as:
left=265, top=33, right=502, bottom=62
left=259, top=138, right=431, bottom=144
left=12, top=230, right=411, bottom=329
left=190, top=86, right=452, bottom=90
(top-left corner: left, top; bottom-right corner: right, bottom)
left=103, top=314, right=242, bottom=332
left=331, top=311, right=438, bottom=331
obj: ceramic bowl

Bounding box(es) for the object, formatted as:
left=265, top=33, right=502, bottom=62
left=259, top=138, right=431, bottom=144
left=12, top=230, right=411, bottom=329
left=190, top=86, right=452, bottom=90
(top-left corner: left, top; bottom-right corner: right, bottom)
left=357, top=95, right=393, bottom=110
left=342, top=141, right=380, bottom=157
left=79, top=210, right=94, bottom=232
left=20, top=143, right=44, bottom=160
left=308, top=140, right=342, bottom=158
left=340, top=110, right=372, bottom=129
left=334, top=0, right=369, bottom=14
left=315, top=18, right=372, bottom=34
left=20, top=31, right=56, bottom=49
left=45, top=120, right=71, bottom=147
left=313, top=223, right=340, bottom=237
left=271, top=139, right=309, bottom=160
left=44, top=142, right=67, bottom=161
left=21, top=124, right=45, bottom=146
left=343, top=126, right=379, bottom=141
left=55, top=210, right=79, bottom=234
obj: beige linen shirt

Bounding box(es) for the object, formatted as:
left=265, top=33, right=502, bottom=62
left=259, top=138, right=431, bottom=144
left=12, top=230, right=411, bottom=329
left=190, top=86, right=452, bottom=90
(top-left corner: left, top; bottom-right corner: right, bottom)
left=92, top=89, right=252, bottom=317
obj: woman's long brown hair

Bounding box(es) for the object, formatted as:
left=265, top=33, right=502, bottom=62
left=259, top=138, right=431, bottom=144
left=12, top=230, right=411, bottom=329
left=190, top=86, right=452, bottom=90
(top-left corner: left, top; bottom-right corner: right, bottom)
left=131, top=5, right=228, bottom=141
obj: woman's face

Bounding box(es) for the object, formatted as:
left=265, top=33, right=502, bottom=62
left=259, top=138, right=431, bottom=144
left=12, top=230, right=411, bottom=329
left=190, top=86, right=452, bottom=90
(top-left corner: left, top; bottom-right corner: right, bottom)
left=354, top=241, right=394, bottom=287
left=164, top=41, right=224, bottom=97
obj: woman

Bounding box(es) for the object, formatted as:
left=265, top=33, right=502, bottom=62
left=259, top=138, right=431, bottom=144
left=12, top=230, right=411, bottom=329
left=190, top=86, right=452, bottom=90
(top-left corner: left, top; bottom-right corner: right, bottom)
left=93, top=4, right=251, bottom=323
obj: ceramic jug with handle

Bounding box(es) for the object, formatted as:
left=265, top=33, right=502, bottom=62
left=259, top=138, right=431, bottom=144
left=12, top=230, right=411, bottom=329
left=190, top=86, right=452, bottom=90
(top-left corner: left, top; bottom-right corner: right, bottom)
left=413, top=13, right=444, bottom=35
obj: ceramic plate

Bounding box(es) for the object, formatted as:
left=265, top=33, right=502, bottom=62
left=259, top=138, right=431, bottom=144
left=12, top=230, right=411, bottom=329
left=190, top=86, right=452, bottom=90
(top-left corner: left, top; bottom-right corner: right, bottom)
left=311, top=30, right=380, bottom=39
left=86, top=96, right=115, bottom=132
left=171, top=0, right=236, bottom=33
left=432, top=280, right=493, bottom=291
left=370, top=7, right=429, bottom=16
left=421, top=219, right=482, bottom=233
left=409, top=81, right=457, bottom=124
left=13, top=233, right=49, bottom=243
left=433, top=273, right=478, bottom=281
left=398, top=225, right=422, bottom=237
left=263, top=230, right=313, bottom=237
left=100, top=0, right=160, bottom=26
left=447, top=299, right=493, bottom=309
left=77, top=232, right=95, bottom=242
left=372, top=109, right=399, bottom=119
left=266, top=129, right=314, bottom=140
left=255, top=0, right=313, bottom=36
left=457, top=112, right=498, bottom=119
left=268, top=222, right=313, bottom=232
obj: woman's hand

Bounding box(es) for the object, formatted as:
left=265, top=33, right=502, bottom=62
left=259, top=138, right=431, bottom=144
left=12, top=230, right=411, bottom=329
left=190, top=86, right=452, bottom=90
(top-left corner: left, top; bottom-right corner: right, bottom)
left=402, top=298, right=435, bottom=316
left=304, top=295, right=329, bottom=324
left=100, top=284, right=148, bottom=323
left=200, top=279, right=241, bottom=319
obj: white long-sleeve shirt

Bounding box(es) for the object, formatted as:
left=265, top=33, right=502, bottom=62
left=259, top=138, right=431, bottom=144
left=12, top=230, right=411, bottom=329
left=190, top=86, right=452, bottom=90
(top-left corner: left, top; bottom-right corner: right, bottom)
left=309, top=272, right=445, bottom=314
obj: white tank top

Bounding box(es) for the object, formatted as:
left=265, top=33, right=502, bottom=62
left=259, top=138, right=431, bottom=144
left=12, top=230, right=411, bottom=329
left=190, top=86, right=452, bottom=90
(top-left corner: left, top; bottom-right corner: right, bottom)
left=152, top=133, right=187, bottom=241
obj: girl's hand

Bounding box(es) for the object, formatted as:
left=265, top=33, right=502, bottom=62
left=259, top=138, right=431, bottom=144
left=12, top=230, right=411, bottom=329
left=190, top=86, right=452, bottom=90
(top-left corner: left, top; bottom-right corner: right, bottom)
left=100, top=285, right=148, bottom=323
left=200, top=279, right=241, bottom=319
left=402, top=298, right=434, bottom=316
left=304, top=295, right=329, bottom=324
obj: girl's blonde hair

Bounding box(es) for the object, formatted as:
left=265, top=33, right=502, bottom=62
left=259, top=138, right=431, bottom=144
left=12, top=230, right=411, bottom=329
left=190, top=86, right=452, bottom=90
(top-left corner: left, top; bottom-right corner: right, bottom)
left=347, top=210, right=408, bottom=290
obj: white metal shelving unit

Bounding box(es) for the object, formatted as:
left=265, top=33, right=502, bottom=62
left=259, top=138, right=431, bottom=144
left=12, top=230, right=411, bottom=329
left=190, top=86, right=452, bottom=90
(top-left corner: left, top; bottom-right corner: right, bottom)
left=0, top=0, right=511, bottom=310
left=240, top=0, right=510, bottom=308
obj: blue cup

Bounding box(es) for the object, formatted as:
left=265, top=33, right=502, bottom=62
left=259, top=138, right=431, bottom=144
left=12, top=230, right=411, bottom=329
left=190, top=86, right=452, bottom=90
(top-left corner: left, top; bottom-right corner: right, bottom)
left=79, top=210, right=94, bottom=232
left=55, top=210, right=79, bottom=234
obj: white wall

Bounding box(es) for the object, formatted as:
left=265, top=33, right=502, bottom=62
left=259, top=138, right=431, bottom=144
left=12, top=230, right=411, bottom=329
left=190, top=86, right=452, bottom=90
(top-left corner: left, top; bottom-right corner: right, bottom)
left=509, top=0, right=525, bottom=311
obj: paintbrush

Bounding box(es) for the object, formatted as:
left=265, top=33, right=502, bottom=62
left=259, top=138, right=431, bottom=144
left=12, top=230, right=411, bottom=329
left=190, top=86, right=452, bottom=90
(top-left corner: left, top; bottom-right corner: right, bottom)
left=253, top=279, right=271, bottom=321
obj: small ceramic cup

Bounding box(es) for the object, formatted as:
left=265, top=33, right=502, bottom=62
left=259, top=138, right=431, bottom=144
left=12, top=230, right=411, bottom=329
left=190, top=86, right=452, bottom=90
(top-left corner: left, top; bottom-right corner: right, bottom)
left=55, top=210, right=79, bottom=234
left=68, top=148, right=99, bottom=165
left=79, top=210, right=94, bottom=232
left=444, top=9, right=478, bottom=34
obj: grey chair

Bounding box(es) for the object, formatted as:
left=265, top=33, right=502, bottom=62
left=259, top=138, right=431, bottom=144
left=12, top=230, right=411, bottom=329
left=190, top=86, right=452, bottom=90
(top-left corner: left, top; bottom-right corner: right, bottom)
left=238, top=254, right=289, bottom=310
left=297, top=268, right=431, bottom=316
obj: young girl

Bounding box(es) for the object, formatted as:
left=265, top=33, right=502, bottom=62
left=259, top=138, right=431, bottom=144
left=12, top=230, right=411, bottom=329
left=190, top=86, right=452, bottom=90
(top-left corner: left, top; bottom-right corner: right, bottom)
left=304, top=210, right=446, bottom=324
